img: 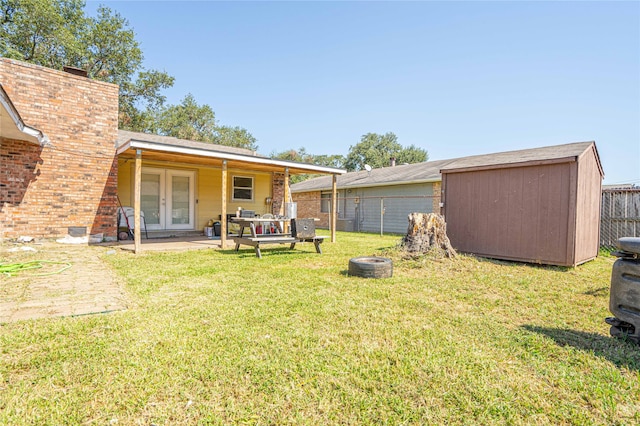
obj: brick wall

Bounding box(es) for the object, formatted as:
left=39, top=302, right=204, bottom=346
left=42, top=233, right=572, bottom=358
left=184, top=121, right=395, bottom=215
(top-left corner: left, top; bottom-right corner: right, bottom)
left=432, top=181, right=442, bottom=214
left=292, top=191, right=329, bottom=228
left=0, top=59, right=119, bottom=240
left=271, top=172, right=285, bottom=216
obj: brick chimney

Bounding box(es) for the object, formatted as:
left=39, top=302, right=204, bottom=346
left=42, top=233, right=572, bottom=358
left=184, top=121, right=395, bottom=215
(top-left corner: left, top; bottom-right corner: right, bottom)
left=390, top=157, right=396, bottom=167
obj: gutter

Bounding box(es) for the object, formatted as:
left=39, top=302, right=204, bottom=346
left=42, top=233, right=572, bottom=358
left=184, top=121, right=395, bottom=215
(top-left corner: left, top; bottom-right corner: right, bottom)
left=117, top=138, right=346, bottom=175
left=292, top=177, right=443, bottom=193
left=0, top=85, right=50, bottom=146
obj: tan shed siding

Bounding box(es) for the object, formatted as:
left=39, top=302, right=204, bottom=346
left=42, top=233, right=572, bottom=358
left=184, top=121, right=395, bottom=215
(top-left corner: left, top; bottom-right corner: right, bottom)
left=574, top=147, right=603, bottom=264
left=445, top=162, right=575, bottom=265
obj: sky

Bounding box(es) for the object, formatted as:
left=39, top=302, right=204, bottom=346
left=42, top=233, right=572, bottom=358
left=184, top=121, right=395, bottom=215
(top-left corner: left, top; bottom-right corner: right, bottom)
left=86, top=1, right=639, bottom=185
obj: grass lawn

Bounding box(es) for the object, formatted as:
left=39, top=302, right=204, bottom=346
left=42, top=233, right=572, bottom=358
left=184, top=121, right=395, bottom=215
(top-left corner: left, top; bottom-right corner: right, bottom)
left=1, top=231, right=639, bottom=424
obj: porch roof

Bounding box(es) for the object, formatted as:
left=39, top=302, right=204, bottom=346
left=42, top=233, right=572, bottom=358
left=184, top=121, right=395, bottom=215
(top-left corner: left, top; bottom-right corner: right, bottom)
left=117, top=130, right=346, bottom=175
left=0, top=85, right=49, bottom=146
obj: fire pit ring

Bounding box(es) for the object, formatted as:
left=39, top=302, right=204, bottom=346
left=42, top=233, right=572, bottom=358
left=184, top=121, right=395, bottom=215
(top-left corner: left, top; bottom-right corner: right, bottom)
left=348, top=257, right=393, bottom=278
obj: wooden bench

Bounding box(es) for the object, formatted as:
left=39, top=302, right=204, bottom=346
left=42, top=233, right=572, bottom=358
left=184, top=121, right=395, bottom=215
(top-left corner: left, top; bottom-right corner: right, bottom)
left=291, top=236, right=327, bottom=254
left=233, top=235, right=327, bottom=258
left=233, top=236, right=298, bottom=259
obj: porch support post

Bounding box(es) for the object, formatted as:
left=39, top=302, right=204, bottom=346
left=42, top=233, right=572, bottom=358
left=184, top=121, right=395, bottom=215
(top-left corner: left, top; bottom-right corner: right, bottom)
left=221, top=160, right=228, bottom=247
left=331, top=173, right=337, bottom=243
left=283, top=167, right=290, bottom=234
left=134, top=149, right=142, bottom=254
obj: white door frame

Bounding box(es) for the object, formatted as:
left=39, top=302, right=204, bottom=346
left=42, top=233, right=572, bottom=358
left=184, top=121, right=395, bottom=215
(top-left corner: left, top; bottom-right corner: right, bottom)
left=166, top=169, right=195, bottom=230
left=140, top=167, right=195, bottom=231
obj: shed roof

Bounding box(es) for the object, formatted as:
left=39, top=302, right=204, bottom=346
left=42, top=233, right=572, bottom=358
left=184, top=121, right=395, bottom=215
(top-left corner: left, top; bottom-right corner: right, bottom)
left=0, top=84, right=49, bottom=146
left=291, top=141, right=601, bottom=192
left=440, top=141, right=602, bottom=175
left=116, top=130, right=346, bottom=176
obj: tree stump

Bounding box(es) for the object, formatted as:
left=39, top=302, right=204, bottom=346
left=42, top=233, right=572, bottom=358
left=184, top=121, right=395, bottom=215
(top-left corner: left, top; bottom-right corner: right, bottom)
left=400, top=212, right=457, bottom=258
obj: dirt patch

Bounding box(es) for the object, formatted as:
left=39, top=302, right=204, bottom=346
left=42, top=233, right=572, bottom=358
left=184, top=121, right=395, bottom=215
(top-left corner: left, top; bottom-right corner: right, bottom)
left=0, top=241, right=128, bottom=323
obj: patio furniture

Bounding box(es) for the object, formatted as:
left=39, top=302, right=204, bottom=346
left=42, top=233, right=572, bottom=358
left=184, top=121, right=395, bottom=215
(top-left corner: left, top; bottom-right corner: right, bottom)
left=231, top=217, right=324, bottom=258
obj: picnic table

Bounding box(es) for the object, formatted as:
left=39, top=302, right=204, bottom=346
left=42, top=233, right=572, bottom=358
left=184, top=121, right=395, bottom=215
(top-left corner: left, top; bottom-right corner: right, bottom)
left=231, top=217, right=326, bottom=258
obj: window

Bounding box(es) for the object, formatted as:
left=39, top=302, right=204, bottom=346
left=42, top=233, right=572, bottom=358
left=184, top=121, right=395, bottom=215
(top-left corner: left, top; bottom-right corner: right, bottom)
left=233, top=176, right=254, bottom=201
left=321, top=192, right=332, bottom=213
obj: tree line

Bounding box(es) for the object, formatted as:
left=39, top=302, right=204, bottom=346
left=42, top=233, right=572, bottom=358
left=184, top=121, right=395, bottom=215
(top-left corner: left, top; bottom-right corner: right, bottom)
left=1, top=0, right=427, bottom=174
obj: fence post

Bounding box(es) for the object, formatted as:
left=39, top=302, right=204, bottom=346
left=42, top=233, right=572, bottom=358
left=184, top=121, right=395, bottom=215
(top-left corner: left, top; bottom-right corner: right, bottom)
left=380, top=198, right=384, bottom=236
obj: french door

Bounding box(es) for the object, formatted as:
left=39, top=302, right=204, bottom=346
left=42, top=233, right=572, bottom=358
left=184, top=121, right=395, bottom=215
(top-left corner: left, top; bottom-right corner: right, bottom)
left=140, top=168, right=195, bottom=231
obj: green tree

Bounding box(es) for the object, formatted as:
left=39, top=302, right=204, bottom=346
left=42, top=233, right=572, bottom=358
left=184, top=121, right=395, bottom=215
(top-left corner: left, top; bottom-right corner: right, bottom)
left=271, top=147, right=345, bottom=168
left=271, top=147, right=312, bottom=163
left=344, top=132, right=428, bottom=171
left=271, top=148, right=345, bottom=183
left=396, top=144, right=429, bottom=165
left=213, top=125, right=258, bottom=151
left=152, top=94, right=216, bottom=142
left=151, top=94, right=258, bottom=151
left=0, top=0, right=173, bottom=129
left=0, top=0, right=85, bottom=67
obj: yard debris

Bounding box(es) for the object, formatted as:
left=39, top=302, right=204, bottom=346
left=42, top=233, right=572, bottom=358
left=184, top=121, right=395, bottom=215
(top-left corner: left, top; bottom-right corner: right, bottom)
left=400, top=212, right=457, bottom=258
left=7, top=246, right=37, bottom=253
left=56, top=235, right=88, bottom=244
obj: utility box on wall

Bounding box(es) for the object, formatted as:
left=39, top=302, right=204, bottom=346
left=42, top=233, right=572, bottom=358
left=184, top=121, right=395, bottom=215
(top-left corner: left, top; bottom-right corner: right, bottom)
left=441, top=142, right=603, bottom=267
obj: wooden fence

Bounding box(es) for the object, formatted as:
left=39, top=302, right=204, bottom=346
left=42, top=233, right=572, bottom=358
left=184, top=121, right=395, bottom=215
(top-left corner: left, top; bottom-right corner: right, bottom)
left=600, top=188, right=640, bottom=247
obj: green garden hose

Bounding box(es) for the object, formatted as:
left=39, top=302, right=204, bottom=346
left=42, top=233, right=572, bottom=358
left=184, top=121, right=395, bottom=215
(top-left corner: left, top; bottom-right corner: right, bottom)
left=0, top=260, right=72, bottom=277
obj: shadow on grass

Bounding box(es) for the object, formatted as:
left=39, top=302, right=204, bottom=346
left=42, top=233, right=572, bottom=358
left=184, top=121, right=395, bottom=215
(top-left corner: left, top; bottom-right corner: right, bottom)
left=473, top=255, right=572, bottom=272
left=522, top=325, right=640, bottom=372
left=582, top=286, right=609, bottom=297
left=219, top=247, right=314, bottom=259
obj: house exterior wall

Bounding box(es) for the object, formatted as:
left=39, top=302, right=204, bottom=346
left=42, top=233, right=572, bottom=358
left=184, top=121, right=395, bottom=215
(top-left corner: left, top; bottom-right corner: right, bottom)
left=442, top=159, right=600, bottom=266
left=0, top=59, right=119, bottom=240
left=293, top=190, right=329, bottom=228
left=117, top=159, right=274, bottom=230
left=292, top=182, right=439, bottom=234
left=352, top=183, right=435, bottom=234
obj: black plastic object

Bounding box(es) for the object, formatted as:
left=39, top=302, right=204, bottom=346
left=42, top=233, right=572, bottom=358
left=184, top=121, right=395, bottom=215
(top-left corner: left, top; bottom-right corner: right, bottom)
left=618, top=237, right=640, bottom=255
left=606, top=237, right=640, bottom=344
left=291, top=218, right=316, bottom=239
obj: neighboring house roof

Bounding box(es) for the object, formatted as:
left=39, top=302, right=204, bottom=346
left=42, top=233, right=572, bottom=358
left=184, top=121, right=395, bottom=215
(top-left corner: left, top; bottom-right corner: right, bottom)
left=291, top=159, right=457, bottom=192
left=603, top=184, right=637, bottom=190
left=291, top=141, right=601, bottom=193
left=116, top=130, right=346, bottom=176
left=0, top=84, right=49, bottom=146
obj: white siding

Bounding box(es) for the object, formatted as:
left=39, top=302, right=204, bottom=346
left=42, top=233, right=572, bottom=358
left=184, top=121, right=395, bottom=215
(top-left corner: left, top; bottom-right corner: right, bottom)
left=349, top=183, right=435, bottom=234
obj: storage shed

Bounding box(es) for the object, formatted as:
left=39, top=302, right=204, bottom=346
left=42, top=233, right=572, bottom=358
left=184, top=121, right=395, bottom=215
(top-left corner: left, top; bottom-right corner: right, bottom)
left=441, top=141, right=603, bottom=267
